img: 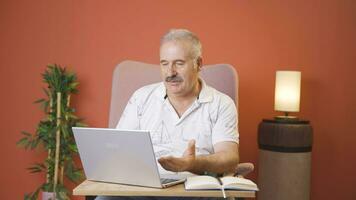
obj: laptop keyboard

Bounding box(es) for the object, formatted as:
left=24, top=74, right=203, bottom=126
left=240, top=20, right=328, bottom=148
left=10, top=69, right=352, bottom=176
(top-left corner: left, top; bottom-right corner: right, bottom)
left=160, top=178, right=178, bottom=184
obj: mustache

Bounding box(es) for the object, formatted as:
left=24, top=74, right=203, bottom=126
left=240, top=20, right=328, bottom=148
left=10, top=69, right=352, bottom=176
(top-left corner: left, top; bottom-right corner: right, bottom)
left=165, top=75, right=183, bottom=82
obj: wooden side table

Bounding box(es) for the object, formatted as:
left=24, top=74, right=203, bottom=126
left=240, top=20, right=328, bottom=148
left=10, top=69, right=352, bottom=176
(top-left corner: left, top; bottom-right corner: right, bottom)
left=257, top=119, right=313, bottom=200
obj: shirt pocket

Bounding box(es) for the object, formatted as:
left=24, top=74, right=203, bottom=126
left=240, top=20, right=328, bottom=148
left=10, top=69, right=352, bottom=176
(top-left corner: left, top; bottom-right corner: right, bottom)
left=181, top=121, right=213, bottom=154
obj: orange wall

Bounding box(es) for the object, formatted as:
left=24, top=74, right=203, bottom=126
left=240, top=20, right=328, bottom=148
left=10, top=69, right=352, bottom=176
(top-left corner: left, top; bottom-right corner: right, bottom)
left=1, top=0, right=355, bottom=199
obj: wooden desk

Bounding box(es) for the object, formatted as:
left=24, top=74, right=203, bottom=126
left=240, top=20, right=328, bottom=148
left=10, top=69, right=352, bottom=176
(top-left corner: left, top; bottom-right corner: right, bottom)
left=73, top=180, right=256, bottom=199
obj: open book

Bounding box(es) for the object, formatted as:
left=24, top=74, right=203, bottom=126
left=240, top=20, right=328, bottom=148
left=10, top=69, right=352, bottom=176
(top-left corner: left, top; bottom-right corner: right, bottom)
left=185, top=175, right=258, bottom=191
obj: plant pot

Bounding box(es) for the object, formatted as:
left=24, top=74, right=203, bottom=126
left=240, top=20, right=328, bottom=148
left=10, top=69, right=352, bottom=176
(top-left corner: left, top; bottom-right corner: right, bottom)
left=42, top=191, right=55, bottom=200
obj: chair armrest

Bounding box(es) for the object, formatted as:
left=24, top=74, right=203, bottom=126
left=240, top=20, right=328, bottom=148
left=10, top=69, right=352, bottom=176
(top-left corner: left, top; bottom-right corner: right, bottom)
left=234, top=162, right=254, bottom=177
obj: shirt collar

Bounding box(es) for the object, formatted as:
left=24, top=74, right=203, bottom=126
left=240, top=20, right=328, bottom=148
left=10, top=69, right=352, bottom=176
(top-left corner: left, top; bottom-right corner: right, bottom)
left=156, top=82, right=166, bottom=101
left=197, top=78, right=213, bottom=103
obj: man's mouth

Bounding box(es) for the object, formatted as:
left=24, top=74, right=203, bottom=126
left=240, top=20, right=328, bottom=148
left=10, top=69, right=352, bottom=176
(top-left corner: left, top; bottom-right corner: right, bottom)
left=167, top=81, right=181, bottom=86
left=165, top=75, right=183, bottom=83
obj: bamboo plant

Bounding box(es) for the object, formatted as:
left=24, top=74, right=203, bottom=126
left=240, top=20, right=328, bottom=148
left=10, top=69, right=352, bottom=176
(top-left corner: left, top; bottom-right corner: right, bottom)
left=17, top=64, right=85, bottom=200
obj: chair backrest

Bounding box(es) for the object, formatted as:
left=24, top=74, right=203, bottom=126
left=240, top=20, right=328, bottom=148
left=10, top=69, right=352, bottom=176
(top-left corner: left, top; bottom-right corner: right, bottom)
left=108, top=60, right=238, bottom=128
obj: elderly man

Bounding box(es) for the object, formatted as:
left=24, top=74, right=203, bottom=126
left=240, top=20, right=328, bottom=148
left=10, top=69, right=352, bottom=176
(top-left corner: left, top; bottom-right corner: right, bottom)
left=97, top=29, right=239, bottom=200
left=117, top=29, right=239, bottom=175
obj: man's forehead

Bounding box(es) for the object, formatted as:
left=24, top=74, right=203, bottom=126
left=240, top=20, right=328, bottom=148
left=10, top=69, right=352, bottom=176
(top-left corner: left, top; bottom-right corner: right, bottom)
left=160, top=41, right=193, bottom=60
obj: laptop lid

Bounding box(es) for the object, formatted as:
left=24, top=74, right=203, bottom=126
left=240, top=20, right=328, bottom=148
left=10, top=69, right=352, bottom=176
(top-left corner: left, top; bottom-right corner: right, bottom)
left=73, top=127, right=165, bottom=188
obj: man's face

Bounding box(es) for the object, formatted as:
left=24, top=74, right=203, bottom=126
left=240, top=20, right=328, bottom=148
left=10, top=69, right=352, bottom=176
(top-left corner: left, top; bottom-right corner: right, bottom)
left=160, top=41, right=201, bottom=97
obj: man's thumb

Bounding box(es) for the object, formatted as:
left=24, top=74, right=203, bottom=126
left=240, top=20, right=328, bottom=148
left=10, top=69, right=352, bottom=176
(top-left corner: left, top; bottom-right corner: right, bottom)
left=187, top=139, right=196, bottom=155
left=183, top=139, right=196, bottom=157
left=188, top=139, right=196, bottom=149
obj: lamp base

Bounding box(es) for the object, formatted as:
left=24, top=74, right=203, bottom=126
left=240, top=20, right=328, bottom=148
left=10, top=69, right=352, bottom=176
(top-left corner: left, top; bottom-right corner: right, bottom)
left=274, top=115, right=299, bottom=122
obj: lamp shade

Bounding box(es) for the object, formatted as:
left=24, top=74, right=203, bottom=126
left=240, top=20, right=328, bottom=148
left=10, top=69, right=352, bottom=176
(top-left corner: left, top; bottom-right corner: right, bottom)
left=274, top=71, right=301, bottom=112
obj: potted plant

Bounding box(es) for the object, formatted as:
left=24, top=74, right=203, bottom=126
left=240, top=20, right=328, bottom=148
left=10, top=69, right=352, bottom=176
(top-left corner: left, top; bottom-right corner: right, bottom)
left=17, top=64, right=85, bottom=200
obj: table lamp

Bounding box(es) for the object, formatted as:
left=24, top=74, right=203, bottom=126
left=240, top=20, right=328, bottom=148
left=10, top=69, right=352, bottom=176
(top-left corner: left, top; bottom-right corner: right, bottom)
left=258, top=71, right=312, bottom=200
left=274, top=70, right=301, bottom=120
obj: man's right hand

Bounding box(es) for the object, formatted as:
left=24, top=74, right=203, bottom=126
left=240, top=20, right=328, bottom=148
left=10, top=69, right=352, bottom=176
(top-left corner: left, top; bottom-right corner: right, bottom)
left=158, top=140, right=196, bottom=172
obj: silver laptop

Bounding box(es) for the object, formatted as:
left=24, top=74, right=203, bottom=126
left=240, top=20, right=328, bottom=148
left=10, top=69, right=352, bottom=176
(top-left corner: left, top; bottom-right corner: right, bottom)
left=72, top=127, right=189, bottom=188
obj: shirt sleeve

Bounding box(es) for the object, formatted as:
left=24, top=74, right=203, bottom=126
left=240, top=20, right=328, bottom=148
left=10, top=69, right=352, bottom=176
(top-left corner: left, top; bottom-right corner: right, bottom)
left=116, top=92, right=140, bottom=130
left=211, top=96, right=239, bottom=145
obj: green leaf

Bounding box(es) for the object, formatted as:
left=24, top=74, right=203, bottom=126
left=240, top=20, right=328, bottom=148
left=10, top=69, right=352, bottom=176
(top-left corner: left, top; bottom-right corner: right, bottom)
left=54, top=184, right=69, bottom=200
left=42, top=87, right=49, bottom=96
left=65, top=160, right=84, bottom=183
left=66, top=113, right=78, bottom=119
left=40, top=101, right=49, bottom=112
left=24, top=193, right=31, bottom=200
left=17, top=133, right=34, bottom=150
left=25, top=140, right=32, bottom=150
left=30, top=138, right=40, bottom=150
left=75, top=122, right=87, bottom=127
left=68, top=82, right=79, bottom=89
left=17, top=137, right=28, bottom=145
left=67, top=143, right=78, bottom=153
left=21, top=131, right=32, bottom=136
left=24, top=185, right=41, bottom=200
left=27, top=163, right=46, bottom=173
left=42, top=182, right=54, bottom=192
left=34, top=98, right=45, bottom=104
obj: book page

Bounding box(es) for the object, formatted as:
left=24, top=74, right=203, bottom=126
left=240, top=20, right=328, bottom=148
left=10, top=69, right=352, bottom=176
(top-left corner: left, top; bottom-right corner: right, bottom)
left=185, top=175, right=221, bottom=190
left=220, top=176, right=258, bottom=191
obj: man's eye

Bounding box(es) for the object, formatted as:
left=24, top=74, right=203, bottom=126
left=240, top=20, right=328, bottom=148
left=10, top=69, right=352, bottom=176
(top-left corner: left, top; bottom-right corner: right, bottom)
left=176, top=62, right=184, bottom=66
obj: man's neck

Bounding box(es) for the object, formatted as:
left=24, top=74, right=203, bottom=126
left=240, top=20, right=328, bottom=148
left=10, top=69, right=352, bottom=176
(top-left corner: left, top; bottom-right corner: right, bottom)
left=167, top=80, right=201, bottom=117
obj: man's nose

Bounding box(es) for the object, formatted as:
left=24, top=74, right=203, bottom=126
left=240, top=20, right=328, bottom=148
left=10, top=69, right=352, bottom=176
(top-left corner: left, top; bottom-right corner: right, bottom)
left=167, top=63, right=178, bottom=75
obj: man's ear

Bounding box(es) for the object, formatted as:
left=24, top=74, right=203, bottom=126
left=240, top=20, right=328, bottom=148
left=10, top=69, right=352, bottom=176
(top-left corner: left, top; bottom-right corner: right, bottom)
left=196, top=57, right=203, bottom=71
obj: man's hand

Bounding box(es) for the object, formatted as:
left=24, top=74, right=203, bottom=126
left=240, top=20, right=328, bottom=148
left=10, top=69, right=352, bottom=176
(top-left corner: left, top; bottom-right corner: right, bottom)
left=158, top=140, right=196, bottom=172
left=158, top=140, right=239, bottom=174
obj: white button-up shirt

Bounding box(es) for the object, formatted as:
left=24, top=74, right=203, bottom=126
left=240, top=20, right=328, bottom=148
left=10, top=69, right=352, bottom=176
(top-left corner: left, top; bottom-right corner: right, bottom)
left=116, top=79, right=239, bottom=173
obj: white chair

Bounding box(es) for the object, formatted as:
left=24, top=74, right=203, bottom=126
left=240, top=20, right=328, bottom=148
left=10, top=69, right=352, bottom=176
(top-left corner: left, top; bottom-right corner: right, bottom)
left=108, top=60, right=254, bottom=177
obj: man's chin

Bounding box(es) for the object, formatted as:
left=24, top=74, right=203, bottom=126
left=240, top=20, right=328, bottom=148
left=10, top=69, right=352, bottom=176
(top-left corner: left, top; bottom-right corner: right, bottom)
left=165, top=82, right=183, bottom=94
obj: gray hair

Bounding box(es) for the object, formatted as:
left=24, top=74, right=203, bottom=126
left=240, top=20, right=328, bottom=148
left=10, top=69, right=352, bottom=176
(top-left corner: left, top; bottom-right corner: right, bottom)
left=160, top=29, right=202, bottom=61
